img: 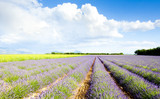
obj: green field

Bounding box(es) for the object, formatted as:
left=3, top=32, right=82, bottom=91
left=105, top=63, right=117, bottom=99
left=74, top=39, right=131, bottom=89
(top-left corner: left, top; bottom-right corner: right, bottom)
left=0, top=54, right=84, bottom=63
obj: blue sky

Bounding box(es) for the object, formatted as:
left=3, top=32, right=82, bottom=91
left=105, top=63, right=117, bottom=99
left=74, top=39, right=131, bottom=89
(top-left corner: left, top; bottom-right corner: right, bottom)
left=39, top=0, right=160, bottom=21
left=0, top=0, right=160, bottom=54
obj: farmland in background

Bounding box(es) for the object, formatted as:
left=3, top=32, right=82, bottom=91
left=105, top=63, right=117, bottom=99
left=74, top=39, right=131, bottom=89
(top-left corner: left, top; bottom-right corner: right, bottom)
left=0, top=55, right=160, bottom=99
left=0, top=54, right=84, bottom=63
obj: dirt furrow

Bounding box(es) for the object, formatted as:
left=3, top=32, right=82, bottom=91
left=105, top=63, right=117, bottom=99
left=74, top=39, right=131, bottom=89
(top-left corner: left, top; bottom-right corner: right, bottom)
left=70, top=58, right=95, bottom=99
left=98, top=57, right=132, bottom=99
left=24, top=74, right=67, bottom=99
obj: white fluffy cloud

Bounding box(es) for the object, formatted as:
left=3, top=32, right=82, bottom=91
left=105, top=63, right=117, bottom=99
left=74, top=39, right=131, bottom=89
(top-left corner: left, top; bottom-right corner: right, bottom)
left=0, top=0, right=160, bottom=53
left=70, top=39, right=159, bottom=53
left=1, top=0, right=160, bottom=44
left=120, top=20, right=155, bottom=32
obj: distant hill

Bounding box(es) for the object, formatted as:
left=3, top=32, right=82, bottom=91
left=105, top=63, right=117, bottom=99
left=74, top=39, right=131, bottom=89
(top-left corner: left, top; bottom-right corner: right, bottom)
left=73, top=50, right=81, bottom=53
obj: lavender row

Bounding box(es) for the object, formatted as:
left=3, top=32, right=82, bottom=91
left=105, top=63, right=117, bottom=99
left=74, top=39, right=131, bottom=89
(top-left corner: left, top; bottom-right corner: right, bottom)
left=108, top=60, right=160, bottom=86
left=0, top=65, right=76, bottom=98
left=86, top=58, right=128, bottom=99
left=0, top=57, right=86, bottom=81
left=0, top=56, right=89, bottom=98
left=40, top=57, right=95, bottom=99
left=100, top=56, right=160, bottom=86
left=100, top=55, right=160, bottom=72
left=100, top=58, right=160, bottom=99
left=0, top=57, right=86, bottom=84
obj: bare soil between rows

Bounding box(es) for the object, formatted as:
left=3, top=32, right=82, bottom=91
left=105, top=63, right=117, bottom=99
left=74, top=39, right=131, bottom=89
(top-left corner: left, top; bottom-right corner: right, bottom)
left=70, top=58, right=96, bottom=99
left=98, top=58, right=132, bottom=99
left=24, top=74, right=67, bottom=99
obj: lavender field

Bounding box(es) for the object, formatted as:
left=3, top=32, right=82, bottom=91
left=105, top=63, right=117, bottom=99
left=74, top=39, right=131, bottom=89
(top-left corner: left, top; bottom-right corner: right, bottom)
left=0, top=55, right=160, bottom=99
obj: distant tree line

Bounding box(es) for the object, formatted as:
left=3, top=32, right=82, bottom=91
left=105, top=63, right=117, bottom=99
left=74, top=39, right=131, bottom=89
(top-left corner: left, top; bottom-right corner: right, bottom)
left=49, top=52, right=124, bottom=55
left=85, top=53, right=124, bottom=55
left=135, top=47, right=160, bottom=55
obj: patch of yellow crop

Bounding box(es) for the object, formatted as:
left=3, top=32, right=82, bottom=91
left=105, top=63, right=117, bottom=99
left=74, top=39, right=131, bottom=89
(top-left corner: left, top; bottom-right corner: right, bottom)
left=0, top=54, right=84, bottom=62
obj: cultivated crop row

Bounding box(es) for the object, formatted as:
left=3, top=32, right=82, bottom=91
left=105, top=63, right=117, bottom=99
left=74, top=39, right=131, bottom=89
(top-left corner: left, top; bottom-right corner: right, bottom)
left=0, top=56, right=89, bottom=98
left=86, top=58, right=129, bottom=99
left=99, top=57, right=160, bottom=99
left=1, top=55, right=160, bottom=99
left=0, top=54, right=83, bottom=63
left=100, top=55, right=160, bottom=72
left=100, top=56, right=160, bottom=86
left=40, top=57, right=95, bottom=98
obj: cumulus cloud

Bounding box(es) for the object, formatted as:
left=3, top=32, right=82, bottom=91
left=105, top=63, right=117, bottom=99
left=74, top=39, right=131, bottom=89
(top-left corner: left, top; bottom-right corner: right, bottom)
left=154, top=20, right=160, bottom=27
left=70, top=39, right=159, bottom=53
left=0, top=0, right=160, bottom=54
left=120, top=20, right=155, bottom=32
left=1, top=0, right=160, bottom=44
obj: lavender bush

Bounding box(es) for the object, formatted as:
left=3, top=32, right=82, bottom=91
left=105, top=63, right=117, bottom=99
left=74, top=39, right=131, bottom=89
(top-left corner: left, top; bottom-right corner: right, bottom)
left=100, top=56, right=160, bottom=86
left=86, top=58, right=129, bottom=99
left=100, top=57, right=160, bottom=99
left=41, top=57, right=95, bottom=99
left=0, top=56, right=89, bottom=98
left=100, top=55, right=160, bottom=72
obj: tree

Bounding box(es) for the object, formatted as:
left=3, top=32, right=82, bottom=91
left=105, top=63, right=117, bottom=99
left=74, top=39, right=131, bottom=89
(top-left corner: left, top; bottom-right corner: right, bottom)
left=135, top=47, right=160, bottom=55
